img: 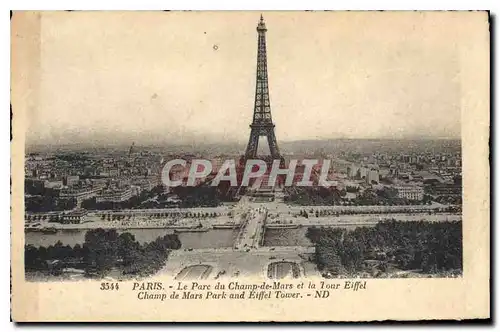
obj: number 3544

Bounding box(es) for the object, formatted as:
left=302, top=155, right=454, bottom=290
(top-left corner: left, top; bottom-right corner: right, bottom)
left=100, top=282, right=120, bottom=290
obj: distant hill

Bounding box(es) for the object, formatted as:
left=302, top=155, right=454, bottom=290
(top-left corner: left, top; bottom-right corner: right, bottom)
left=27, top=138, right=460, bottom=156
left=279, top=138, right=461, bottom=155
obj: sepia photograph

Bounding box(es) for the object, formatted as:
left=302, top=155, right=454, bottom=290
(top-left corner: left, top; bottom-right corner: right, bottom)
left=11, top=10, right=489, bottom=322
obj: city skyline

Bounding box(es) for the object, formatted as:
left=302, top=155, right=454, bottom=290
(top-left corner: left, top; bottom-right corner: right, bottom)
left=26, top=11, right=465, bottom=147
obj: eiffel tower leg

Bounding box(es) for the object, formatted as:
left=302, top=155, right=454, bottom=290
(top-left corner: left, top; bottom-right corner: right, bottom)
left=266, top=129, right=280, bottom=159
left=245, top=128, right=259, bottom=159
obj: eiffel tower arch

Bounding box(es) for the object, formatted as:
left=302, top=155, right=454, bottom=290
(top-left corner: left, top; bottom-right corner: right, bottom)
left=245, top=15, right=281, bottom=160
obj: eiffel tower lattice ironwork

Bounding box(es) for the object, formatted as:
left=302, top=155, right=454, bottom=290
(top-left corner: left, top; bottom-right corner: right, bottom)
left=244, top=15, right=281, bottom=160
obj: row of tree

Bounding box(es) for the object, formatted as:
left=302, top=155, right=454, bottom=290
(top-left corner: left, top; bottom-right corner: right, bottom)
left=99, top=211, right=223, bottom=221
left=25, top=229, right=181, bottom=278
left=296, top=206, right=460, bottom=218
left=25, top=196, right=76, bottom=213
left=284, top=187, right=433, bottom=206
left=306, top=220, right=462, bottom=276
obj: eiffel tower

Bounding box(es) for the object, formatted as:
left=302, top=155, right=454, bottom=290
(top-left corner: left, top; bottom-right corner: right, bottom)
left=244, top=15, right=281, bottom=160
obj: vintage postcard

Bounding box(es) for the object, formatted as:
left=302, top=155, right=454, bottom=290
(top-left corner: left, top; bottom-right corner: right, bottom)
left=11, top=11, right=490, bottom=322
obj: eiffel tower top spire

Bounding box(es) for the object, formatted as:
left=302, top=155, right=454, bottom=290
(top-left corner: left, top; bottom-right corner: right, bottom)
left=252, top=14, right=272, bottom=126
left=257, top=14, right=267, bottom=31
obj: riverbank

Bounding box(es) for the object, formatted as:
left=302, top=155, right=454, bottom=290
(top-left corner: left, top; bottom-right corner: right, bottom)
left=266, top=213, right=462, bottom=228
left=25, top=220, right=241, bottom=231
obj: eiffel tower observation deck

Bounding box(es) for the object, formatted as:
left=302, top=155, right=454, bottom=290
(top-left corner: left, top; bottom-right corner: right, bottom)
left=244, top=15, right=281, bottom=160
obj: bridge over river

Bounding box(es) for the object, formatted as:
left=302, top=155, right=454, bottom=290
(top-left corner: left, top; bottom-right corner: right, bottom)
left=233, top=198, right=268, bottom=250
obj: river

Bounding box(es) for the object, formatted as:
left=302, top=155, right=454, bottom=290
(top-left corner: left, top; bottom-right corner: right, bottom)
left=25, top=229, right=240, bottom=249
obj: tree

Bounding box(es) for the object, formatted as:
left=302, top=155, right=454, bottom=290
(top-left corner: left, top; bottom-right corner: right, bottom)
left=25, top=245, right=43, bottom=270
left=306, top=220, right=462, bottom=277
left=83, top=228, right=119, bottom=276
left=117, top=232, right=139, bottom=266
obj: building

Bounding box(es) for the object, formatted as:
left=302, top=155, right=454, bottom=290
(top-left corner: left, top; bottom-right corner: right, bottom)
left=44, top=179, right=64, bottom=189
left=359, top=167, right=368, bottom=179
left=395, top=185, right=424, bottom=201
left=131, top=178, right=155, bottom=192
left=366, top=169, right=379, bottom=184
left=379, top=168, right=391, bottom=178
left=90, top=178, right=108, bottom=189
left=96, top=187, right=133, bottom=203
left=130, top=185, right=142, bottom=196
left=428, top=183, right=462, bottom=196
left=345, top=192, right=357, bottom=200
left=63, top=175, right=80, bottom=186
left=83, top=166, right=97, bottom=176
left=347, top=165, right=359, bottom=178
left=59, top=187, right=99, bottom=206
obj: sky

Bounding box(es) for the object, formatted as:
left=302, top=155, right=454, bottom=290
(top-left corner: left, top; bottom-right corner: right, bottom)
left=24, top=11, right=472, bottom=146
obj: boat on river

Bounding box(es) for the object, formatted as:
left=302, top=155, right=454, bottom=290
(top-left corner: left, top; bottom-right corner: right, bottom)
left=40, top=227, right=58, bottom=234
left=213, top=223, right=239, bottom=229
left=265, top=224, right=300, bottom=230
left=173, top=227, right=210, bottom=233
